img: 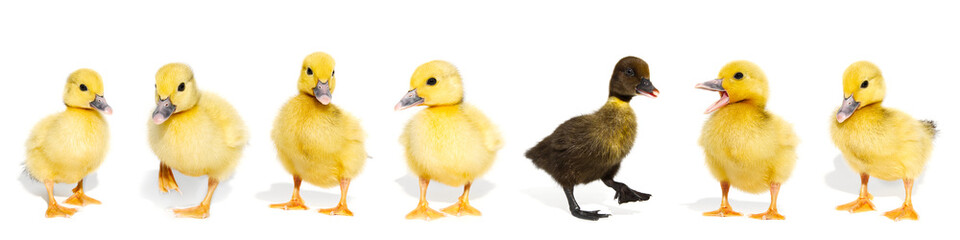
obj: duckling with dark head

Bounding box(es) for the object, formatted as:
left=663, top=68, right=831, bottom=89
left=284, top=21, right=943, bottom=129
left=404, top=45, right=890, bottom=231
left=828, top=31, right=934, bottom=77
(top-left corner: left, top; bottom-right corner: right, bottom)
left=525, top=56, right=658, bottom=221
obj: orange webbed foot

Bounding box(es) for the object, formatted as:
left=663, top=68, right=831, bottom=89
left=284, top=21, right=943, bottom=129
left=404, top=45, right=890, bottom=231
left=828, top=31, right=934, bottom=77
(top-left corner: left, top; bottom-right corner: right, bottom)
left=440, top=200, right=481, bottom=216
left=64, top=192, right=101, bottom=206
left=884, top=204, right=918, bottom=221
left=173, top=204, right=210, bottom=219
left=45, top=203, right=77, bottom=218
left=270, top=198, right=309, bottom=210
left=318, top=204, right=353, bottom=216
left=749, top=209, right=785, bottom=220
left=836, top=195, right=875, bottom=213
left=703, top=205, right=742, bottom=217
left=405, top=204, right=445, bottom=220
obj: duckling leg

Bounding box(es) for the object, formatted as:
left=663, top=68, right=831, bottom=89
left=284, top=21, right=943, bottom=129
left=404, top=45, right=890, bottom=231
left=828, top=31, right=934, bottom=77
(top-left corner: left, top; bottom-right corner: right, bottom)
left=158, top=163, right=180, bottom=193
left=64, top=179, right=101, bottom=206
left=837, top=173, right=875, bottom=213
left=441, top=181, right=482, bottom=216
left=405, top=176, right=445, bottom=220
left=750, top=182, right=785, bottom=220
left=318, top=178, right=354, bottom=216
left=564, top=185, right=610, bottom=221
left=601, top=166, right=651, bottom=204
left=703, top=181, right=742, bottom=217
left=884, top=178, right=918, bottom=221
left=173, top=178, right=218, bottom=219
left=43, top=180, right=76, bottom=218
left=270, top=175, right=309, bottom=210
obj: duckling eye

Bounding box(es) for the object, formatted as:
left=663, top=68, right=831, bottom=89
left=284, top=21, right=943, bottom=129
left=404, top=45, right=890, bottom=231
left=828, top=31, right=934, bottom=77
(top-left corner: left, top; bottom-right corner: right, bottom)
left=426, top=78, right=437, bottom=86
left=331, top=70, right=335, bottom=76
left=734, top=72, right=744, bottom=80
left=79, top=84, right=88, bottom=91
left=625, top=69, right=635, bottom=77
left=860, top=80, right=869, bottom=89
left=178, top=82, right=185, bottom=92
left=306, top=67, right=313, bottom=75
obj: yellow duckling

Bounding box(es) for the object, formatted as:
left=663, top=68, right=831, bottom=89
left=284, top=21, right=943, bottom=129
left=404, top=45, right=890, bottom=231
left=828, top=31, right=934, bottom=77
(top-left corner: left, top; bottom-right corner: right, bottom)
left=395, top=60, right=503, bottom=220
left=696, top=60, right=798, bottom=220
left=831, top=61, right=936, bottom=221
left=26, top=69, right=112, bottom=218
left=270, top=52, right=366, bottom=216
left=148, top=63, right=248, bottom=219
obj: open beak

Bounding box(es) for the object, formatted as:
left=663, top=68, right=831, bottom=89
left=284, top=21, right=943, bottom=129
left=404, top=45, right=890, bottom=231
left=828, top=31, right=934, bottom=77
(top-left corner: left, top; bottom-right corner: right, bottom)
left=636, top=78, right=660, bottom=98
left=394, top=89, right=424, bottom=111
left=314, top=80, right=332, bottom=105
left=836, top=94, right=860, bottom=123
left=152, top=97, right=176, bottom=124
left=89, top=94, right=113, bottom=115
left=696, top=78, right=729, bottom=114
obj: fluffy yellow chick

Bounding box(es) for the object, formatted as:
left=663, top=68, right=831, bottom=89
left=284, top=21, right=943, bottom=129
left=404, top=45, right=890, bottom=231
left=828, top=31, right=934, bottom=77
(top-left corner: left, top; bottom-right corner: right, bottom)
left=148, top=63, right=248, bottom=219
left=395, top=60, right=503, bottom=220
left=270, top=52, right=366, bottom=216
left=696, top=60, right=798, bottom=220
left=831, top=61, right=935, bottom=221
left=26, top=69, right=112, bottom=218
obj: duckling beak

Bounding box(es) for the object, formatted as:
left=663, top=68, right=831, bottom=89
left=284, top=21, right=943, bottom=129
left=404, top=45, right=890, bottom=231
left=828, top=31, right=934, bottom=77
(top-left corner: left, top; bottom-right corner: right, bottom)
left=89, top=94, right=113, bottom=115
left=394, top=89, right=424, bottom=111
left=696, top=78, right=729, bottom=114
left=314, top=80, right=332, bottom=105
left=152, top=97, right=176, bottom=125
left=635, top=78, right=659, bottom=98
left=836, top=94, right=860, bottom=123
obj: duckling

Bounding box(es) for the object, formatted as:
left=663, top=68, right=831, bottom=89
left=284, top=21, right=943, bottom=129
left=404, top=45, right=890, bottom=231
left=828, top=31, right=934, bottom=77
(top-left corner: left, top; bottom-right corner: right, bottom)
left=525, top=56, right=658, bottom=221
left=696, top=60, right=798, bottom=220
left=148, top=63, right=248, bottom=219
left=270, top=52, right=366, bottom=216
left=25, top=69, right=112, bottom=218
left=831, top=61, right=935, bottom=221
left=395, top=60, right=503, bottom=220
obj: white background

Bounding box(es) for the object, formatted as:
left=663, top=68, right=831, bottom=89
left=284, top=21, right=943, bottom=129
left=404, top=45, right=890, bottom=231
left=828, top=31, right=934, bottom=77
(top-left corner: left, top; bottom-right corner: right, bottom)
left=1, top=0, right=956, bottom=239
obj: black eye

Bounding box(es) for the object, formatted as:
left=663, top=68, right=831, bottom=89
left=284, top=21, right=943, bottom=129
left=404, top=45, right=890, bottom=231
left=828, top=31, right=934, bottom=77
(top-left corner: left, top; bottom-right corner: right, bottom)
left=625, top=69, right=635, bottom=77
left=306, top=67, right=313, bottom=75
left=734, top=72, right=744, bottom=80
left=79, top=84, right=88, bottom=91
left=331, top=70, right=335, bottom=76
left=178, top=82, right=185, bottom=92
left=860, top=80, right=869, bottom=89
left=426, top=78, right=437, bottom=86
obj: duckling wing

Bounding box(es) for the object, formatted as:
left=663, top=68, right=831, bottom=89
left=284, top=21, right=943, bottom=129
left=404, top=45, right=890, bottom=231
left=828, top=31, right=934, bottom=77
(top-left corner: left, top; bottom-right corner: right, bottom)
left=528, top=115, right=594, bottom=158
left=202, top=93, right=249, bottom=148
left=462, top=104, right=503, bottom=152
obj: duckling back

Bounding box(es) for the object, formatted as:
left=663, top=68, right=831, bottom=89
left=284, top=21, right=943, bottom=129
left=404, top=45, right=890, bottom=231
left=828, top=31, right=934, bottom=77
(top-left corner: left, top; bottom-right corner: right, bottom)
left=272, top=94, right=366, bottom=187
left=699, top=103, right=797, bottom=193
left=830, top=105, right=934, bottom=180
left=26, top=108, right=109, bottom=183
left=148, top=91, right=247, bottom=180
left=401, top=104, right=501, bottom=186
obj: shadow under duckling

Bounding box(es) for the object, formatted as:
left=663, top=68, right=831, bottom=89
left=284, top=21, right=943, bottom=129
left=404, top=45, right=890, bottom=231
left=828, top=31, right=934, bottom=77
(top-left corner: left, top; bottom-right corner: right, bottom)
left=270, top=52, right=366, bottom=216
left=525, top=56, right=658, bottom=221
left=696, top=60, right=798, bottom=220
left=395, top=60, right=503, bottom=220
left=831, top=61, right=936, bottom=221
left=148, top=63, right=248, bottom=219
left=25, top=68, right=112, bottom=218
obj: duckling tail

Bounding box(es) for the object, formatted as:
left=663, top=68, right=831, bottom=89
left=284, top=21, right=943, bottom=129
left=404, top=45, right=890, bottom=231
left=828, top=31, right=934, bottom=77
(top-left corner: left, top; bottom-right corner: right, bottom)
left=921, top=120, right=938, bottom=139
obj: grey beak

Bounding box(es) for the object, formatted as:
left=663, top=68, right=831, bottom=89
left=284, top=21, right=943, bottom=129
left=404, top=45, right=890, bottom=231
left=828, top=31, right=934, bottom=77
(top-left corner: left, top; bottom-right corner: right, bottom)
left=314, top=80, right=332, bottom=105
left=152, top=97, right=176, bottom=125
left=394, top=89, right=424, bottom=111
left=89, top=94, right=113, bottom=115
left=695, top=78, right=725, bottom=92
left=837, top=94, right=860, bottom=123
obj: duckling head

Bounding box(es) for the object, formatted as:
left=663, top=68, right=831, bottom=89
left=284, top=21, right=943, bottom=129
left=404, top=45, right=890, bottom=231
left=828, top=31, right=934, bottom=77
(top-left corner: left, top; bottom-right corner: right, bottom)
left=695, top=60, right=769, bottom=114
left=64, top=68, right=112, bottom=114
left=836, top=61, right=885, bottom=123
left=609, top=56, right=659, bottom=101
left=298, top=52, right=336, bottom=105
left=152, top=63, right=200, bottom=124
left=394, top=60, right=463, bottom=111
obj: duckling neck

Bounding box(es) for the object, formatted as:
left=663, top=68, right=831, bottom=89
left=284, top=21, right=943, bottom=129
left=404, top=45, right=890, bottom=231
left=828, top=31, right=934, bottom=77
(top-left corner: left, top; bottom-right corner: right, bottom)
left=598, top=97, right=636, bottom=126
left=65, top=106, right=101, bottom=115
left=609, top=93, right=634, bottom=103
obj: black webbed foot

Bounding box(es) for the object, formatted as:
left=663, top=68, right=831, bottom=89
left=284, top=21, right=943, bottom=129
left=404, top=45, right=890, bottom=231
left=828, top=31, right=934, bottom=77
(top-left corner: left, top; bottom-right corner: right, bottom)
left=613, top=188, right=651, bottom=204
left=570, top=208, right=611, bottom=221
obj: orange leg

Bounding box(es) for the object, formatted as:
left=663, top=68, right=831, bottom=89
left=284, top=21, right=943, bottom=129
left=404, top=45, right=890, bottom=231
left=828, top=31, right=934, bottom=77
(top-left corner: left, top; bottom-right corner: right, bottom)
left=319, top=178, right=354, bottom=216
left=750, top=182, right=786, bottom=220
left=159, top=163, right=180, bottom=193
left=44, top=180, right=77, bottom=218
left=703, top=181, right=742, bottom=217
left=405, top=176, right=445, bottom=220
left=173, top=178, right=218, bottom=219
left=270, top=175, right=309, bottom=210
left=884, top=178, right=918, bottom=221
left=64, top=179, right=101, bottom=206
left=837, top=173, right=875, bottom=213
left=441, top=181, right=481, bottom=216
